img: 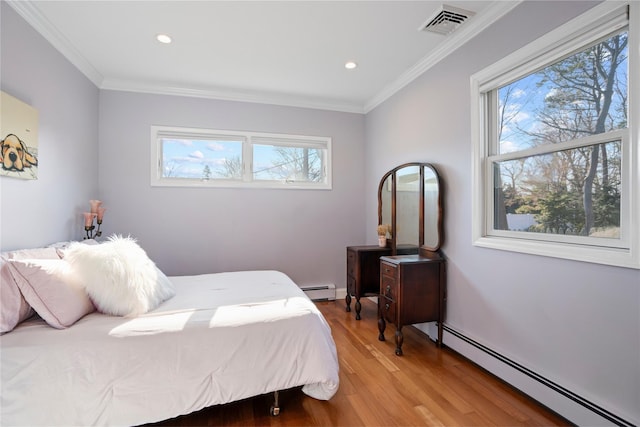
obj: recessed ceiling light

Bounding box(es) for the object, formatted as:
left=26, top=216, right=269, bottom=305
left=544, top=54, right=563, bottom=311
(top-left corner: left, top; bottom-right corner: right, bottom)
left=156, top=34, right=172, bottom=44
left=345, top=61, right=358, bottom=70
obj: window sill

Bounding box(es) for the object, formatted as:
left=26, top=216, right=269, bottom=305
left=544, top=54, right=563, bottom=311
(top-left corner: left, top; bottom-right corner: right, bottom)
left=473, top=235, right=639, bottom=269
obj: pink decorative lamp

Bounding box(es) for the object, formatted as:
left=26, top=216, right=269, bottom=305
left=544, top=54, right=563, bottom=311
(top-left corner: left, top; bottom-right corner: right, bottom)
left=83, top=200, right=106, bottom=240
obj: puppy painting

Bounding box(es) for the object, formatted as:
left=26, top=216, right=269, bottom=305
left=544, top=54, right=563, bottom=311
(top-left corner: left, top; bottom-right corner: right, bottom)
left=0, top=91, right=39, bottom=180
left=1, top=134, right=38, bottom=171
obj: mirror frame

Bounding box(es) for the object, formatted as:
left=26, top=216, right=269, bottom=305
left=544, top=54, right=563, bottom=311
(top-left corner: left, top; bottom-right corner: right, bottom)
left=377, top=162, right=444, bottom=256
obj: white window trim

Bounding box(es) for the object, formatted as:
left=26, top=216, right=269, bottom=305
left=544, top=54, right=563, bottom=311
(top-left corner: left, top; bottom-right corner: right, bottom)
left=471, top=2, right=639, bottom=269
left=150, top=125, right=332, bottom=190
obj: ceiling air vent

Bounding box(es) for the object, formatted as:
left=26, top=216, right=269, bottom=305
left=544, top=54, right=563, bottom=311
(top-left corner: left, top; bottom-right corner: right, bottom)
left=418, top=5, right=475, bottom=35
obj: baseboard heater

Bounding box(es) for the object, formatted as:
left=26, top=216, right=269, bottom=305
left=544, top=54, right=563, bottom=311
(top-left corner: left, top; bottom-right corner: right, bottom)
left=442, top=324, right=635, bottom=427
left=300, top=284, right=336, bottom=301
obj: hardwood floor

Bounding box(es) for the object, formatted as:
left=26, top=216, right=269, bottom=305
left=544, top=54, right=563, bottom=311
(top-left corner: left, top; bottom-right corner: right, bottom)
left=146, top=298, right=570, bottom=427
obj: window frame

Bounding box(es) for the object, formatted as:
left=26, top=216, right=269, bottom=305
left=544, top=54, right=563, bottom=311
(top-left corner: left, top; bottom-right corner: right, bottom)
left=150, top=125, right=332, bottom=190
left=471, top=2, right=639, bottom=269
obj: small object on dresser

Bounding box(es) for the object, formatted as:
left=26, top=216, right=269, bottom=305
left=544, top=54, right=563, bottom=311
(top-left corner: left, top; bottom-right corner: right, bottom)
left=377, top=224, right=391, bottom=247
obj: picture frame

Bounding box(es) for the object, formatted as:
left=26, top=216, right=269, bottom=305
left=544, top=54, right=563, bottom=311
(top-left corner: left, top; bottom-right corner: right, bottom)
left=1, top=91, right=39, bottom=180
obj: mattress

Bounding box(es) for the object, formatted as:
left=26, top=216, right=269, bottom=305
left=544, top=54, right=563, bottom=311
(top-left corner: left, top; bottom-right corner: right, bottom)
left=0, top=270, right=339, bottom=426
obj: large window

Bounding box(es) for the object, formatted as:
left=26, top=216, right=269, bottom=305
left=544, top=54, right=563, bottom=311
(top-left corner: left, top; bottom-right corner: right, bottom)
left=471, top=3, right=638, bottom=268
left=151, top=126, right=331, bottom=189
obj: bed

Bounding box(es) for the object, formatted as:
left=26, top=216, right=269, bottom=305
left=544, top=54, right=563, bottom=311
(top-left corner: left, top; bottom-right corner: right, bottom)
left=1, top=263, right=339, bottom=426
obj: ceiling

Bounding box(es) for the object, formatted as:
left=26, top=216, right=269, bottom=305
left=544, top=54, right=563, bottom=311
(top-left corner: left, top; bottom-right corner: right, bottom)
left=8, top=1, right=519, bottom=113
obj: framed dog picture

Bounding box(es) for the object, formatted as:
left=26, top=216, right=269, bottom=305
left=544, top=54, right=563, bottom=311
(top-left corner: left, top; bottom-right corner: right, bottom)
left=1, top=91, right=39, bottom=180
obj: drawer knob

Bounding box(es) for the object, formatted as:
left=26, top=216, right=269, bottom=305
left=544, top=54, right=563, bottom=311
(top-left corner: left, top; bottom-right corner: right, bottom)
left=386, top=285, right=391, bottom=293
left=385, top=303, right=390, bottom=311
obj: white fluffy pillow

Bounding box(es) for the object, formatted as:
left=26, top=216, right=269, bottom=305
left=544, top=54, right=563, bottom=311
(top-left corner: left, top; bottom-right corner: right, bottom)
left=63, top=235, right=175, bottom=317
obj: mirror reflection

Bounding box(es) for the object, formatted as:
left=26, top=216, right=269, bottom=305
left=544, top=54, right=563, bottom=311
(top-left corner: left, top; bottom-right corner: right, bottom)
left=423, top=166, right=440, bottom=250
left=395, top=165, right=420, bottom=248
left=380, top=174, right=392, bottom=236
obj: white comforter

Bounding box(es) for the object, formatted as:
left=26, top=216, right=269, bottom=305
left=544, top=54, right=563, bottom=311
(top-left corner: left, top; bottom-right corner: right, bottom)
left=0, top=270, right=339, bottom=426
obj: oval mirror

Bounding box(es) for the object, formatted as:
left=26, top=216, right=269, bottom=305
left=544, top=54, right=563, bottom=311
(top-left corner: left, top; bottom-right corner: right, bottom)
left=378, top=162, right=443, bottom=255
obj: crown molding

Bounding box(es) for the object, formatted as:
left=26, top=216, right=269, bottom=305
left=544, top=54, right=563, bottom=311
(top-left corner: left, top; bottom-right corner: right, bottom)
left=100, top=78, right=365, bottom=114
left=6, top=0, right=104, bottom=87
left=363, top=1, right=522, bottom=113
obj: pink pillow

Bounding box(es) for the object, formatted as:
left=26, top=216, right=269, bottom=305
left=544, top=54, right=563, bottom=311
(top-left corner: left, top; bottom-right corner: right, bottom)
left=7, top=259, right=95, bottom=329
left=0, top=247, right=60, bottom=333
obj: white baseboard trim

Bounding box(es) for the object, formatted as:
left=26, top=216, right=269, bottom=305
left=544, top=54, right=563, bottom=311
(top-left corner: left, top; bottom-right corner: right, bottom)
left=300, top=283, right=335, bottom=301
left=443, top=325, right=636, bottom=427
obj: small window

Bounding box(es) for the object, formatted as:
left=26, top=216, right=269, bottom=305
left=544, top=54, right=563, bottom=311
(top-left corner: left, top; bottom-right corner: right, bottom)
left=151, top=126, right=331, bottom=189
left=251, top=136, right=327, bottom=184
left=471, top=3, right=638, bottom=268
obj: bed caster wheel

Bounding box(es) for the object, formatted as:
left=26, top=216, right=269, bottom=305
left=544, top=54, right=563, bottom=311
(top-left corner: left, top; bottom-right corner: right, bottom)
left=270, top=390, right=280, bottom=416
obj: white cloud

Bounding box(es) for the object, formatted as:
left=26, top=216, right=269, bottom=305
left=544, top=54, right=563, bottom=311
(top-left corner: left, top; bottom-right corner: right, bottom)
left=545, top=88, right=559, bottom=100
left=165, top=139, right=193, bottom=147
left=504, top=104, right=530, bottom=123
left=512, top=88, right=526, bottom=99
left=189, top=150, right=204, bottom=159
left=207, top=142, right=225, bottom=151
left=499, top=140, right=519, bottom=154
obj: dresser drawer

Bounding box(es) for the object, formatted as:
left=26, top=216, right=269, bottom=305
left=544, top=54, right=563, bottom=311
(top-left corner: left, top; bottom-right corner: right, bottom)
left=380, top=261, right=397, bottom=279
left=380, top=296, right=396, bottom=322
left=381, top=275, right=397, bottom=300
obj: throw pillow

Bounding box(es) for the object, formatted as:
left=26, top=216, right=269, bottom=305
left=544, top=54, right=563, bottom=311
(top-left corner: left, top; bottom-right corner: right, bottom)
left=63, top=235, right=175, bottom=317
left=0, top=247, right=60, bottom=334
left=7, top=259, right=95, bottom=329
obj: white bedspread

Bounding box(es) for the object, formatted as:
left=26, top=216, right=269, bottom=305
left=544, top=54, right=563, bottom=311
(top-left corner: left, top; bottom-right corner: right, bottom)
left=0, top=270, right=339, bottom=426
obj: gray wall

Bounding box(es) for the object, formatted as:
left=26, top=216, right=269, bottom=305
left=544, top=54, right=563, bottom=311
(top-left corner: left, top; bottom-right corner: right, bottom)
left=365, top=1, right=639, bottom=424
left=98, top=90, right=365, bottom=289
left=0, top=3, right=99, bottom=251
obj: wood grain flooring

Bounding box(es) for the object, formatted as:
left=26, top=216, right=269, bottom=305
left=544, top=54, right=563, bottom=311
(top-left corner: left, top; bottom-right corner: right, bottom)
left=145, top=298, right=570, bottom=426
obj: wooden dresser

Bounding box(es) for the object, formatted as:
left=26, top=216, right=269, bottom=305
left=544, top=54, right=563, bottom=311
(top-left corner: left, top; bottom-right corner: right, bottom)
left=378, top=253, right=446, bottom=355
left=346, top=245, right=416, bottom=320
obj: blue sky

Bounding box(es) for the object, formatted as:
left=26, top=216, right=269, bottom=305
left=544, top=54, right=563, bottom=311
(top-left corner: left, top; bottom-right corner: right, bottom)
left=498, top=32, right=628, bottom=155
left=161, top=138, right=241, bottom=178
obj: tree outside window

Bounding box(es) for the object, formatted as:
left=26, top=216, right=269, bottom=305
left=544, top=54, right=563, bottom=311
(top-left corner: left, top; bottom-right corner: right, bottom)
left=494, top=31, right=627, bottom=239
